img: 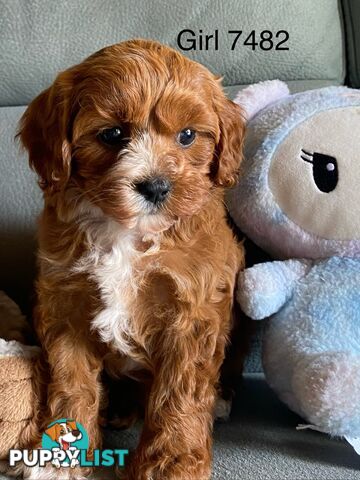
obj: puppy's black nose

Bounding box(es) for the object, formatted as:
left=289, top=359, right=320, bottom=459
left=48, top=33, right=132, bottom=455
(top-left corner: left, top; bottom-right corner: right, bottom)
left=72, top=429, right=80, bottom=437
left=136, top=178, right=171, bottom=204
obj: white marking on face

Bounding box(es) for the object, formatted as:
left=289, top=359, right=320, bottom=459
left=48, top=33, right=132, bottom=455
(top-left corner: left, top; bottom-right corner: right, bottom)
left=117, top=131, right=157, bottom=181
left=108, top=131, right=177, bottom=219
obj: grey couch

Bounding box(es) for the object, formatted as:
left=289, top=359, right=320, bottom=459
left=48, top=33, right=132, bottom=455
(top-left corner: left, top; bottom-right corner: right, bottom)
left=1, top=0, right=360, bottom=478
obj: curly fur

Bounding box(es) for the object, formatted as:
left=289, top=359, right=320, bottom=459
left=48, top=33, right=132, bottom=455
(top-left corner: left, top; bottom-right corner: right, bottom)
left=17, top=39, right=245, bottom=480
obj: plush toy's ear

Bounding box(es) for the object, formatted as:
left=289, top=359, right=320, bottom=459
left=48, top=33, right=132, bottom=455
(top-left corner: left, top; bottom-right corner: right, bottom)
left=234, top=80, right=290, bottom=121
left=17, top=70, right=75, bottom=194
left=45, top=423, right=60, bottom=441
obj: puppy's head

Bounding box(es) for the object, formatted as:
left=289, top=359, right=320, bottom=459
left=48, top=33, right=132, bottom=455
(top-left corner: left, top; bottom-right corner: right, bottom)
left=19, top=40, right=244, bottom=233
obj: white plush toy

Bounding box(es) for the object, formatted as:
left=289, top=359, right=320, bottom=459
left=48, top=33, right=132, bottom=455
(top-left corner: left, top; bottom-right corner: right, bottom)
left=227, top=81, right=360, bottom=450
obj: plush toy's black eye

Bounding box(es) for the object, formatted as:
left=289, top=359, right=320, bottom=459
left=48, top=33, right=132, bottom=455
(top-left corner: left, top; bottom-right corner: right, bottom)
left=177, top=128, right=196, bottom=147
left=98, top=127, right=126, bottom=146
left=301, top=149, right=339, bottom=193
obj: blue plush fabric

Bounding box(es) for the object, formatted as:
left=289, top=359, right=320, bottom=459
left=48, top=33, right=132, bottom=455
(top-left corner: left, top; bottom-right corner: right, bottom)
left=238, top=259, right=312, bottom=320
left=263, top=257, right=360, bottom=436
left=228, top=82, right=360, bottom=438
left=238, top=257, right=360, bottom=438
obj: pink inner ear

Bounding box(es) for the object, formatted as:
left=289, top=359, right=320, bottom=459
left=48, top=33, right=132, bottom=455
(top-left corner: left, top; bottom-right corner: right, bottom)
left=233, top=80, right=290, bottom=121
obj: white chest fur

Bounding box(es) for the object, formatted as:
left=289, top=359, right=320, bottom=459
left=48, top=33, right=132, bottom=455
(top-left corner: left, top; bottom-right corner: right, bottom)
left=91, top=235, right=138, bottom=354
left=74, top=217, right=139, bottom=355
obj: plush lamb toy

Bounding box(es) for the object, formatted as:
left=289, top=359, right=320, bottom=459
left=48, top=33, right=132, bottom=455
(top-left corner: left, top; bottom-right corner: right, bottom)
left=227, top=81, right=360, bottom=449
left=0, top=291, right=40, bottom=459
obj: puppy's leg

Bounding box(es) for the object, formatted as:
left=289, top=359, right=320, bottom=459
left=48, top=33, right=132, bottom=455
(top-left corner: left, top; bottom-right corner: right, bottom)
left=14, top=329, right=103, bottom=480
left=126, top=324, right=227, bottom=480
left=45, top=331, right=103, bottom=449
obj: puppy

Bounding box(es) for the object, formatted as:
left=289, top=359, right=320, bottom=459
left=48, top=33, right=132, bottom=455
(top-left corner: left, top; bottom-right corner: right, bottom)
left=18, top=39, right=245, bottom=479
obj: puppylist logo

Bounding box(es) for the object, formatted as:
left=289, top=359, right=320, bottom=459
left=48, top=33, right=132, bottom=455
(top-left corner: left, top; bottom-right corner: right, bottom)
left=9, top=419, right=128, bottom=469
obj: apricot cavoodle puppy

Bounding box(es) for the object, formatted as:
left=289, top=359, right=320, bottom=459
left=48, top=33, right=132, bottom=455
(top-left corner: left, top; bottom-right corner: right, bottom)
left=18, top=39, right=245, bottom=479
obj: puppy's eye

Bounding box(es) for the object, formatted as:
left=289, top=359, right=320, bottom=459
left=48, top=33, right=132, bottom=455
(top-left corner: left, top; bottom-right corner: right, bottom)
left=177, top=128, right=196, bottom=147
left=98, top=127, right=125, bottom=146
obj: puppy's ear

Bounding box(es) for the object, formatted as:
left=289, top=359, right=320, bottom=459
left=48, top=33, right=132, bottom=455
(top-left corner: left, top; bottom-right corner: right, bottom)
left=45, top=423, right=60, bottom=441
left=211, top=93, right=245, bottom=187
left=18, top=71, right=74, bottom=193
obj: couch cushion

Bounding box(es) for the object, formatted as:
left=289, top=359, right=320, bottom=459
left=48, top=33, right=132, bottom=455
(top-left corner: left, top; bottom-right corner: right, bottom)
left=0, top=0, right=344, bottom=106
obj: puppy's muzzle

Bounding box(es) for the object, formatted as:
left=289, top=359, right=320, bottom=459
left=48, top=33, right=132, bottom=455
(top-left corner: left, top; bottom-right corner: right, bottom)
left=136, top=177, right=171, bottom=205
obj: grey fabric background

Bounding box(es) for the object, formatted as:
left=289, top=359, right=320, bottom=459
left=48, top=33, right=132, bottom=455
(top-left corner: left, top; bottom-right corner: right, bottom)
left=0, top=0, right=344, bottom=105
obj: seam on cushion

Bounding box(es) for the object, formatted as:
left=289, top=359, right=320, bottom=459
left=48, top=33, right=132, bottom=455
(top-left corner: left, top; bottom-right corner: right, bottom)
left=1, top=82, right=344, bottom=108
left=0, top=104, right=28, bottom=109
left=224, top=80, right=343, bottom=90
